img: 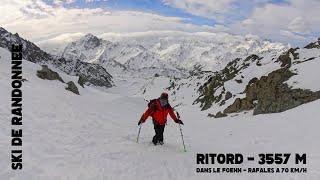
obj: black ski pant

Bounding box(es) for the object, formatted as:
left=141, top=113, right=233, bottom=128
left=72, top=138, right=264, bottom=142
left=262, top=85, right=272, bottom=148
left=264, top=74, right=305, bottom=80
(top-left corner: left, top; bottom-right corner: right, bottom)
left=152, top=120, right=165, bottom=144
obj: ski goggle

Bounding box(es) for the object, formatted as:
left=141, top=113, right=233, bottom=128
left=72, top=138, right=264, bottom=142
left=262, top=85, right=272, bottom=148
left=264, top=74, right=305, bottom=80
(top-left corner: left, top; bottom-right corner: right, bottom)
left=159, top=98, right=168, bottom=107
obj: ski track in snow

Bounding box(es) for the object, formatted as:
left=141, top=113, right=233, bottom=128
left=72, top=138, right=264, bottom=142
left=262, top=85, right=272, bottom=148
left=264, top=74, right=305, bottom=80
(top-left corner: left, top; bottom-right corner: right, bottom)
left=1, top=47, right=320, bottom=180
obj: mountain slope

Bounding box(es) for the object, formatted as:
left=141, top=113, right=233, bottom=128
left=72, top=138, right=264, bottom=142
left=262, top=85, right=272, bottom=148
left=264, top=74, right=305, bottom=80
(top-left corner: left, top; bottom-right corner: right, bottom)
left=1, top=46, right=320, bottom=180
left=60, top=33, right=184, bottom=77
left=156, top=39, right=320, bottom=117
left=0, top=27, right=113, bottom=88
left=55, top=32, right=286, bottom=77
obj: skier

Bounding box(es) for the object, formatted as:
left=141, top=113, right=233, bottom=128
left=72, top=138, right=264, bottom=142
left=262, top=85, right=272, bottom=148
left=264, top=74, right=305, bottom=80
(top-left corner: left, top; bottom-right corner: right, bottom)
left=138, top=92, right=184, bottom=145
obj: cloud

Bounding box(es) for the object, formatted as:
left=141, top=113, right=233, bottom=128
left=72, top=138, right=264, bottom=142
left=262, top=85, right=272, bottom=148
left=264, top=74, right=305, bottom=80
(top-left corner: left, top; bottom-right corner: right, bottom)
left=1, top=0, right=319, bottom=46
left=229, top=0, right=320, bottom=45
left=162, top=0, right=235, bottom=21
left=0, top=0, right=217, bottom=43
left=53, top=0, right=76, bottom=6
left=162, top=0, right=320, bottom=45
left=37, top=32, right=85, bottom=53
left=288, top=17, right=310, bottom=35
left=280, top=30, right=306, bottom=41
left=38, top=32, right=85, bottom=44
left=161, top=0, right=276, bottom=23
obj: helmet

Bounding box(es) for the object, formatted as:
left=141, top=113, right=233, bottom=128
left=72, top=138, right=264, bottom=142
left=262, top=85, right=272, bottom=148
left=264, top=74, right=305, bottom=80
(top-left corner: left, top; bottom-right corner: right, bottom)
left=160, top=92, right=168, bottom=99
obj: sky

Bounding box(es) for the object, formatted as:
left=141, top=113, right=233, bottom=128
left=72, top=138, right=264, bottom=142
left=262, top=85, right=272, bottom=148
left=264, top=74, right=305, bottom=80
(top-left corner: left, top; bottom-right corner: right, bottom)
left=0, top=0, right=320, bottom=46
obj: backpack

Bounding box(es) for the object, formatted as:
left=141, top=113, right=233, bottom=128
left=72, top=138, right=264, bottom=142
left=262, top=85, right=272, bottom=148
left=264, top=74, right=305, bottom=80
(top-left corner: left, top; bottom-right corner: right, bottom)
left=148, top=98, right=171, bottom=110
left=148, top=99, right=157, bottom=109
left=147, top=99, right=158, bottom=116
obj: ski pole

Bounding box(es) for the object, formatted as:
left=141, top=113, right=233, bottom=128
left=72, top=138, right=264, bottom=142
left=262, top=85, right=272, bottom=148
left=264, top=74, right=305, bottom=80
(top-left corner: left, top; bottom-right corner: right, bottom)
left=176, top=111, right=186, bottom=152
left=179, top=123, right=186, bottom=152
left=136, top=124, right=142, bottom=143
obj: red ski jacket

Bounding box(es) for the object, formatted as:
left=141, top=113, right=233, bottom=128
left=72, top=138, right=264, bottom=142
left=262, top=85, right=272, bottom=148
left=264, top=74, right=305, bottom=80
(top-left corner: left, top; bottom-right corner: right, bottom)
left=141, top=99, right=178, bottom=125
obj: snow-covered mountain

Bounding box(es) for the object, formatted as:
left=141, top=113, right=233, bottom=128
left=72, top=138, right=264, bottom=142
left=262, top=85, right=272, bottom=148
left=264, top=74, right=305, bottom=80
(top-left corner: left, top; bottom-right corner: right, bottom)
left=137, top=39, right=320, bottom=118
left=0, top=27, right=113, bottom=88
left=1, top=44, right=320, bottom=180
left=54, top=32, right=287, bottom=77
left=3, top=26, right=319, bottom=118
left=52, top=30, right=320, bottom=118
left=1, top=26, right=320, bottom=179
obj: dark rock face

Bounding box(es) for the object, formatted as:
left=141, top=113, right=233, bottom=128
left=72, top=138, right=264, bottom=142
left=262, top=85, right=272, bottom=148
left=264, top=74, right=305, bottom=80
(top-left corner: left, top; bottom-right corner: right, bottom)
left=244, top=54, right=261, bottom=62
left=82, top=33, right=101, bottom=50
left=53, top=58, right=113, bottom=88
left=36, top=65, right=64, bottom=83
left=276, top=48, right=299, bottom=67
left=0, top=27, right=51, bottom=64
left=225, top=91, right=232, bottom=101
left=196, top=45, right=320, bottom=118
left=52, top=57, right=113, bottom=88
left=65, top=81, right=80, bottom=95
left=0, top=27, right=113, bottom=88
left=213, top=111, right=227, bottom=118
left=78, top=75, right=86, bottom=88
left=224, top=68, right=320, bottom=115
left=224, top=98, right=253, bottom=114
left=74, top=60, right=113, bottom=87
left=195, top=55, right=261, bottom=110
left=196, top=74, right=223, bottom=110
left=52, top=57, right=113, bottom=87
left=195, top=59, right=239, bottom=110
left=304, top=38, right=320, bottom=49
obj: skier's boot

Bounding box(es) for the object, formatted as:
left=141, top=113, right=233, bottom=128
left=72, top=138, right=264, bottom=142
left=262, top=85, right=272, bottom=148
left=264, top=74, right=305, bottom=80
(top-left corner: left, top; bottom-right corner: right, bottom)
left=158, top=137, right=164, bottom=145
left=152, top=136, right=158, bottom=145
left=158, top=141, right=164, bottom=145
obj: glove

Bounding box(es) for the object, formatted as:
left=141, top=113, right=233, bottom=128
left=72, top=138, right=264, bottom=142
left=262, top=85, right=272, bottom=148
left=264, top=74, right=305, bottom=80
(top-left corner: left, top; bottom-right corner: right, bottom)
left=176, top=119, right=184, bottom=125
left=138, top=115, right=144, bottom=126
left=138, top=116, right=144, bottom=126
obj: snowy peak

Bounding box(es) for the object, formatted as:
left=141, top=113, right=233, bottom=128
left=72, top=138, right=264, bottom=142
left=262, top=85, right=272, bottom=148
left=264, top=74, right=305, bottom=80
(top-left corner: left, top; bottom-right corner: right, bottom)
left=58, top=32, right=287, bottom=78
left=61, top=33, right=110, bottom=64
left=61, top=34, right=186, bottom=77
left=304, top=38, right=320, bottom=49
left=0, top=27, right=52, bottom=64
left=0, top=27, right=113, bottom=88
left=80, top=33, right=102, bottom=49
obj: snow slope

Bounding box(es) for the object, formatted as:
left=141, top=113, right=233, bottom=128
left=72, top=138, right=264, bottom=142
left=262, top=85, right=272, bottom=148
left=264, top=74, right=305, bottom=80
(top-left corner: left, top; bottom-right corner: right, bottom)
left=286, top=48, right=320, bottom=91
left=1, top=47, right=320, bottom=180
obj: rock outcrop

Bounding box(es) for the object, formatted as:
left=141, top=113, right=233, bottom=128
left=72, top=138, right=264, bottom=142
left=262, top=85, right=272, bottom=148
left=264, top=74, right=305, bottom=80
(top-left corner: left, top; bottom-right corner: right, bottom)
left=213, top=111, right=227, bottom=118
left=195, top=55, right=261, bottom=110
left=65, top=81, right=80, bottom=95
left=194, top=41, right=320, bottom=118
left=276, top=48, right=299, bottom=67
left=78, top=75, right=86, bottom=88
left=36, top=65, right=64, bottom=83
left=223, top=68, right=320, bottom=115
left=304, top=38, right=320, bottom=49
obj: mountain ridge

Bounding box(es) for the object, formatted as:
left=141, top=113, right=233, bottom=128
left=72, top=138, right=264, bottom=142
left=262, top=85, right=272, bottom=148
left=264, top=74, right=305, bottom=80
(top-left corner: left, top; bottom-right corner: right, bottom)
left=54, top=32, right=287, bottom=78
left=2, top=26, right=319, bottom=118
left=162, top=40, right=320, bottom=117
left=0, top=27, right=113, bottom=88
